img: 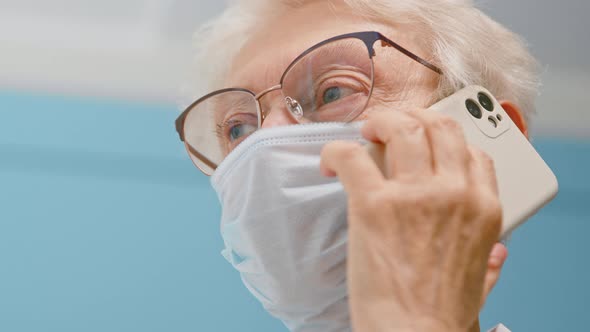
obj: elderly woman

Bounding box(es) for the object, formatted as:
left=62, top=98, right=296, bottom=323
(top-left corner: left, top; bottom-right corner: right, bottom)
left=175, top=1, right=538, bottom=331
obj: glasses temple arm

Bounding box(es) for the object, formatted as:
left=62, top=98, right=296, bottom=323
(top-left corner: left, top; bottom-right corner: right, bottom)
left=379, top=35, right=443, bottom=75
left=186, top=143, right=218, bottom=172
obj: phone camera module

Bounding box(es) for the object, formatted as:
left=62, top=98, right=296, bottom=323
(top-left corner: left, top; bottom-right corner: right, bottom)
left=466, top=99, right=482, bottom=119
left=478, top=92, right=494, bottom=112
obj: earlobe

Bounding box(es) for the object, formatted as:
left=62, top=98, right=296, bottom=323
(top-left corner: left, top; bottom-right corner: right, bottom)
left=500, top=101, right=529, bottom=139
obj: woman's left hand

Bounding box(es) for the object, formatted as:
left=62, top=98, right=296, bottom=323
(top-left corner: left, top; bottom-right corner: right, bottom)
left=321, top=110, right=506, bottom=332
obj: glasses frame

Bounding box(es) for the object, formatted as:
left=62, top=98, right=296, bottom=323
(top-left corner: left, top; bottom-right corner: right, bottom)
left=175, top=31, right=443, bottom=174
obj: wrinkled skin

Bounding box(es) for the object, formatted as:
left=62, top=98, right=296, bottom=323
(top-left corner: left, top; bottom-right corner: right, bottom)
left=321, top=110, right=506, bottom=332
left=227, top=1, right=515, bottom=331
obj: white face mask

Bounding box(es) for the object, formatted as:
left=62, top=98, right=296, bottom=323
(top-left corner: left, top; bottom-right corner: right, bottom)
left=211, top=122, right=365, bottom=332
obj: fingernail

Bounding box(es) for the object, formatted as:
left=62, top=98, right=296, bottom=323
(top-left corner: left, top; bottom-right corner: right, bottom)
left=489, top=245, right=508, bottom=268
left=489, top=255, right=503, bottom=268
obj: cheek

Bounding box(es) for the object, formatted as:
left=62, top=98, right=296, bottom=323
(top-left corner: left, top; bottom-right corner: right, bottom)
left=366, top=72, right=438, bottom=112
left=367, top=51, right=440, bottom=110
left=350, top=51, right=440, bottom=122
left=358, top=89, right=432, bottom=117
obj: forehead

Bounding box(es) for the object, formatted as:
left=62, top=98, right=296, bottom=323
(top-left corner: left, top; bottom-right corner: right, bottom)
left=225, top=1, right=425, bottom=93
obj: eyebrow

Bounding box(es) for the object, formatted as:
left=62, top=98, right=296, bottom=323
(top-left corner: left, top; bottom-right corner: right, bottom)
left=304, top=39, right=368, bottom=64
left=227, top=52, right=293, bottom=93
left=212, top=95, right=255, bottom=126
left=231, top=38, right=371, bottom=93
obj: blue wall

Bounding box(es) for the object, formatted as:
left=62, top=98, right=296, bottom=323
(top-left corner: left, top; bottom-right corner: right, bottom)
left=1, top=92, right=588, bottom=332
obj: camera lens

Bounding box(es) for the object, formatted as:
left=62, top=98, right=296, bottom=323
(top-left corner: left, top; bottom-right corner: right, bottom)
left=466, top=99, right=482, bottom=119
left=478, top=92, right=494, bottom=112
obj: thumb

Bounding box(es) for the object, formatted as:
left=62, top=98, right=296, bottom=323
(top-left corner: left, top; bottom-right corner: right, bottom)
left=481, top=243, right=508, bottom=308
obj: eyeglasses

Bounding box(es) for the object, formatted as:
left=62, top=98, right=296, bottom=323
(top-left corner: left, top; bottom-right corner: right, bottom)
left=175, top=31, right=442, bottom=175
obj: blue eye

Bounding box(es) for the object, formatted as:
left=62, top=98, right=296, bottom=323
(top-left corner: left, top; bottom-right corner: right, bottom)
left=322, top=87, right=342, bottom=105
left=229, top=123, right=257, bottom=142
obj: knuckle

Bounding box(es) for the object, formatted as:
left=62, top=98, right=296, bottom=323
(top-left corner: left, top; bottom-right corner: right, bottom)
left=482, top=152, right=495, bottom=169
left=439, top=177, right=470, bottom=203
left=360, top=189, right=391, bottom=216
left=481, top=196, right=503, bottom=235
left=484, top=152, right=495, bottom=164
left=333, top=142, right=364, bottom=161
left=471, top=146, right=493, bottom=163
left=432, top=114, right=460, bottom=129
left=469, top=147, right=494, bottom=174
left=368, top=187, right=404, bottom=207
left=367, top=111, right=393, bottom=126
left=467, top=189, right=502, bottom=232
left=482, top=193, right=502, bottom=217
left=400, top=117, right=425, bottom=135
left=470, top=145, right=484, bottom=155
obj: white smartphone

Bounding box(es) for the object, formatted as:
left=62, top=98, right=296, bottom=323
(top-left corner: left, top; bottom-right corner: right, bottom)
left=369, top=85, right=559, bottom=237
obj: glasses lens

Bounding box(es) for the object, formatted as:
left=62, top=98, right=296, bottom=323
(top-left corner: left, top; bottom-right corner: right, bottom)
left=183, top=90, right=258, bottom=174
left=281, top=38, right=374, bottom=123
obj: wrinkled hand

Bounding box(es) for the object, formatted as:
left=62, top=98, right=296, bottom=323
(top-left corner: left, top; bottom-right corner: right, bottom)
left=320, top=110, right=504, bottom=332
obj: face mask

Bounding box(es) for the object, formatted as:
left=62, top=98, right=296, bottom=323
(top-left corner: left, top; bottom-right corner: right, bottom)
left=211, top=122, right=365, bottom=332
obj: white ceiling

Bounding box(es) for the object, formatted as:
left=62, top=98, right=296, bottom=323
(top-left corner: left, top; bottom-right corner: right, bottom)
left=0, top=0, right=588, bottom=137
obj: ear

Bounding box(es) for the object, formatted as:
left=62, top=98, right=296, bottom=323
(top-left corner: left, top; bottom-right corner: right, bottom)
left=500, top=100, right=529, bottom=139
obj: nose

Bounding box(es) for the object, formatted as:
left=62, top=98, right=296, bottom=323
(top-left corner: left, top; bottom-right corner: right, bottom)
left=260, top=95, right=299, bottom=129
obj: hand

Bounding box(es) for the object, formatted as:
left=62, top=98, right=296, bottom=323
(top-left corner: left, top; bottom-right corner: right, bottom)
left=320, top=110, right=503, bottom=332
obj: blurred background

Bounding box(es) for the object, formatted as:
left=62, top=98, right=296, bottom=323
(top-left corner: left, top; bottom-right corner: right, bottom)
left=0, top=1, right=588, bottom=331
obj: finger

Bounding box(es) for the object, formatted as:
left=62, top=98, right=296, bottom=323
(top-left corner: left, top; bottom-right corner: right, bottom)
left=409, top=110, right=470, bottom=175
left=320, top=141, right=385, bottom=194
left=361, top=111, right=433, bottom=180
left=468, top=146, right=500, bottom=196
left=468, top=318, right=481, bottom=332
left=488, top=242, right=508, bottom=270
left=480, top=243, right=508, bottom=308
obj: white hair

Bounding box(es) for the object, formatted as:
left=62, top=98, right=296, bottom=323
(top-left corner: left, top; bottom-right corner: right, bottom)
left=184, top=0, right=540, bottom=120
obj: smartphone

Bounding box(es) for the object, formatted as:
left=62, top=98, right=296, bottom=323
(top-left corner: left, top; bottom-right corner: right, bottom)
left=368, top=85, right=558, bottom=237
